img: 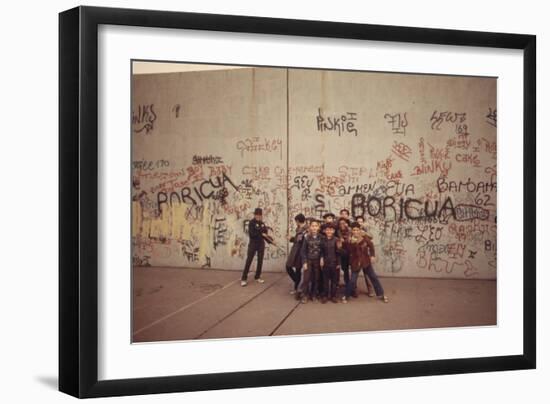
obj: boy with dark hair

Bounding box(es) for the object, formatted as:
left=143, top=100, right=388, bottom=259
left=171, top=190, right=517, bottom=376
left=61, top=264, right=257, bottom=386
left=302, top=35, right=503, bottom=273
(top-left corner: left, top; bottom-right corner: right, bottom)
left=336, top=217, right=352, bottom=288
left=354, top=215, right=366, bottom=230
left=240, top=208, right=268, bottom=286
left=297, top=219, right=323, bottom=304
left=341, top=222, right=389, bottom=303
left=321, top=224, right=342, bottom=303
left=355, top=215, right=374, bottom=239
left=286, top=213, right=308, bottom=293
left=337, top=218, right=375, bottom=297
left=320, top=212, right=336, bottom=234
left=352, top=215, right=375, bottom=297
left=318, top=212, right=336, bottom=297
left=339, top=208, right=350, bottom=221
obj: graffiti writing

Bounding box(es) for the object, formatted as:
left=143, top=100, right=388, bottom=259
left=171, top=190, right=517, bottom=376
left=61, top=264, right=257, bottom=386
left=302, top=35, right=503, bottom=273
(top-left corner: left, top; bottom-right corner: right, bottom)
left=430, top=110, right=466, bottom=131
left=384, top=112, right=408, bottom=135
left=157, top=172, right=238, bottom=209
left=316, top=108, right=358, bottom=136
left=486, top=108, right=497, bottom=127
left=132, top=104, right=157, bottom=134
left=236, top=137, right=283, bottom=159
left=193, top=155, right=224, bottom=165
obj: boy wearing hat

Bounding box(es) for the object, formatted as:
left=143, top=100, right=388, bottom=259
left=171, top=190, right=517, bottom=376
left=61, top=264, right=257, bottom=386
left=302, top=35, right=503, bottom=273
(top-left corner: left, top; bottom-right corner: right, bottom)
left=241, top=208, right=268, bottom=286
left=320, top=212, right=336, bottom=234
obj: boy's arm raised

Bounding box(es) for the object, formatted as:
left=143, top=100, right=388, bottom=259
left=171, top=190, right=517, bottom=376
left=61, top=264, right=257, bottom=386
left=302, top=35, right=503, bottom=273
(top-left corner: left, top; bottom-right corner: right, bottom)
left=366, top=237, right=376, bottom=260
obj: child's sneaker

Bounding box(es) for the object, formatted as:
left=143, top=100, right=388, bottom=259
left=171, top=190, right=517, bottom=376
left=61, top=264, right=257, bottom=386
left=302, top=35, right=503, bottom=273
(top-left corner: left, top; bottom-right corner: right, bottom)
left=381, top=295, right=389, bottom=303
left=341, top=296, right=348, bottom=304
left=255, top=278, right=265, bottom=284
left=240, top=280, right=247, bottom=287
left=300, top=297, right=308, bottom=304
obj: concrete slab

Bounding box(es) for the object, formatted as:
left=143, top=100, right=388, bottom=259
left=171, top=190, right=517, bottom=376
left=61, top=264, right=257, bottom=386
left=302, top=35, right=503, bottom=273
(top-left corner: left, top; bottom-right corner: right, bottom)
left=274, top=277, right=496, bottom=336
left=198, top=275, right=301, bottom=339
left=132, top=266, right=239, bottom=331
left=133, top=269, right=284, bottom=342
left=132, top=266, right=496, bottom=343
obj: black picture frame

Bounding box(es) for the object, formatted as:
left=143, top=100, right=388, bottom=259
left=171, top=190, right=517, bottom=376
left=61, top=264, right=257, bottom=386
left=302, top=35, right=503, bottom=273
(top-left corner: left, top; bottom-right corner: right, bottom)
left=59, top=5, right=536, bottom=398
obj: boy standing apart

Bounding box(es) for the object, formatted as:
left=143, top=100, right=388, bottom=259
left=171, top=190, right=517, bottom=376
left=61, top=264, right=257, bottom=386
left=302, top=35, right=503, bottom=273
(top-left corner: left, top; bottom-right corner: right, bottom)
left=298, top=219, right=323, bottom=303
left=241, top=208, right=268, bottom=286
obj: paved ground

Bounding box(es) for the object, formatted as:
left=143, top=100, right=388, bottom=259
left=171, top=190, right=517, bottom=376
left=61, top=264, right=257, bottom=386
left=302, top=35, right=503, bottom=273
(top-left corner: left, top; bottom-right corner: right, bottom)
left=132, top=266, right=496, bottom=343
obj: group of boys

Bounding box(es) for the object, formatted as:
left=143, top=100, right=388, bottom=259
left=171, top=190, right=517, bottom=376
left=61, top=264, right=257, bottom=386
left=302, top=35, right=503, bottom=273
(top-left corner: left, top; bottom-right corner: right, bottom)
left=241, top=208, right=388, bottom=305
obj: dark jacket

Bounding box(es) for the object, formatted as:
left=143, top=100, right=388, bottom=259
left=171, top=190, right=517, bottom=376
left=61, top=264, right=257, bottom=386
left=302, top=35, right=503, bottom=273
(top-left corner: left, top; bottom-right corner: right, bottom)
left=343, top=234, right=375, bottom=272
left=321, top=236, right=342, bottom=267
left=301, top=232, right=323, bottom=262
left=336, top=226, right=351, bottom=256
left=286, top=224, right=308, bottom=268
left=248, top=218, right=267, bottom=245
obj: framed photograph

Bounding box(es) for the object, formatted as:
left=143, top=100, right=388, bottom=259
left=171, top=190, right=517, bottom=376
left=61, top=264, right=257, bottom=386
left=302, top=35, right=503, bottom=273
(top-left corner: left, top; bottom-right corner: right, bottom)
left=59, top=6, right=536, bottom=398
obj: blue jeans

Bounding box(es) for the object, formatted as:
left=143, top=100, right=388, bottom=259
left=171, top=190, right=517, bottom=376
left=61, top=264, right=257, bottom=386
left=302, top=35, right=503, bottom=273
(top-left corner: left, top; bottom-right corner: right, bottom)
left=345, top=264, right=384, bottom=297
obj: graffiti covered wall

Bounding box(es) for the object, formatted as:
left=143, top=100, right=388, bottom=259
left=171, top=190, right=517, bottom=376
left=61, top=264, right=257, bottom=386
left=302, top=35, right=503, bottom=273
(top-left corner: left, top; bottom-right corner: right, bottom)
left=132, top=67, right=289, bottom=271
left=132, top=66, right=497, bottom=279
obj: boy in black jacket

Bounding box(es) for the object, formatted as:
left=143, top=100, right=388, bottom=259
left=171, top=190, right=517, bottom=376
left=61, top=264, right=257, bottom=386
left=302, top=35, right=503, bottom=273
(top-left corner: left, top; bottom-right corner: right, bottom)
left=297, top=219, right=323, bottom=303
left=285, top=213, right=308, bottom=293
left=318, top=212, right=335, bottom=297
left=241, top=208, right=268, bottom=286
left=321, top=223, right=342, bottom=303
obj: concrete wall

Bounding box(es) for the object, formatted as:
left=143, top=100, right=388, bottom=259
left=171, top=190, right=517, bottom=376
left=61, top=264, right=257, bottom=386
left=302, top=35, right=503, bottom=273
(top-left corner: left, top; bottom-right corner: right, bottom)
left=132, top=68, right=289, bottom=272
left=132, top=66, right=496, bottom=279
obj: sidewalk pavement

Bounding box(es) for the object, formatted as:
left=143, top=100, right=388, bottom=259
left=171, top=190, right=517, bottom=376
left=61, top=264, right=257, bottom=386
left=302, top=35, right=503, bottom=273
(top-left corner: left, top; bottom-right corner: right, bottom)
left=132, top=266, right=496, bottom=343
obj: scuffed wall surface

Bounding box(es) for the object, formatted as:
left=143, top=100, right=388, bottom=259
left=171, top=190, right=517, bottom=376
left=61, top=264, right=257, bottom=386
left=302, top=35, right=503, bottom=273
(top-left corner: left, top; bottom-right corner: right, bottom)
left=132, top=68, right=288, bottom=271
left=132, top=66, right=496, bottom=279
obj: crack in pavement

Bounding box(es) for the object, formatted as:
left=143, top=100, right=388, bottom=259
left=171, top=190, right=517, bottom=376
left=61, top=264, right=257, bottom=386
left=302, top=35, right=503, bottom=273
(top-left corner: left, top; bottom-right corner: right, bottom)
left=133, top=278, right=240, bottom=337
left=269, top=299, right=301, bottom=336
left=194, top=274, right=287, bottom=339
